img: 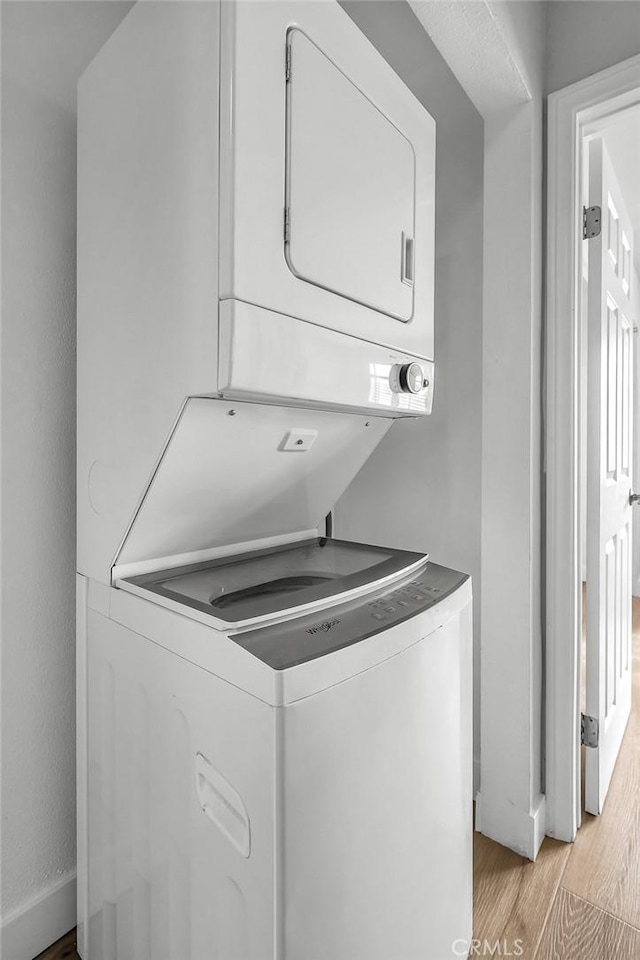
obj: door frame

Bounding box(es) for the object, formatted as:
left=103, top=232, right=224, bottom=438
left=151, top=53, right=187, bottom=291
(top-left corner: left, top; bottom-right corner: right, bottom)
left=545, top=54, right=640, bottom=842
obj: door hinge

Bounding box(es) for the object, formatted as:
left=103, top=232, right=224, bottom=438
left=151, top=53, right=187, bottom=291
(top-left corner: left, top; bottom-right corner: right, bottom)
left=284, top=207, right=290, bottom=245
left=583, top=205, right=602, bottom=240
left=285, top=44, right=292, bottom=82
left=581, top=713, right=599, bottom=748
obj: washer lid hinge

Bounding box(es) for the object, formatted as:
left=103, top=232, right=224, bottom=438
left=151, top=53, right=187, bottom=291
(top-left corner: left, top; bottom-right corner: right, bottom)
left=581, top=713, right=599, bottom=748
left=583, top=205, right=602, bottom=240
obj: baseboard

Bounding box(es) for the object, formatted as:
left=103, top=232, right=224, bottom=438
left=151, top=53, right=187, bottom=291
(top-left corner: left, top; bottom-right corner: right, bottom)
left=475, top=791, right=546, bottom=861
left=1, top=873, right=76, bottom=960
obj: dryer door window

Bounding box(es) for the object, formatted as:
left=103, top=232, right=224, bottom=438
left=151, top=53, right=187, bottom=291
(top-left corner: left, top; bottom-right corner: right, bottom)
left=285, top=29, right=416, bottom=322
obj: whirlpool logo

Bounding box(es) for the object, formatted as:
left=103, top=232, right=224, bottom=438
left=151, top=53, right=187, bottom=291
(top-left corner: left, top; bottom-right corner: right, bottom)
left=306, top=618, right=341, bottom=636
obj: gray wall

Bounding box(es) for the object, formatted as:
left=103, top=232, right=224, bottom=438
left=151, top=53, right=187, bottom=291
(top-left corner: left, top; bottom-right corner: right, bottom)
left=546, top=1, right=640, bottom=94
left=1, top=0, right=133, bottom=936
left=337, top=1, right=484, bottom=778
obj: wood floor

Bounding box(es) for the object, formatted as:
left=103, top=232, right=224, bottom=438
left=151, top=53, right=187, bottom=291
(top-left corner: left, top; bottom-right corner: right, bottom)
left=34, top=931, right=78, bottom=960
left=474, top=596, right=640, bottom=959
left=37, top=602, right=640, bottom=960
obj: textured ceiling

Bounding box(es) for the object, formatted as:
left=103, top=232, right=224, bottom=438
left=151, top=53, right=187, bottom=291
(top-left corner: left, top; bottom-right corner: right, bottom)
left=408, top=0, right=532, bottom=115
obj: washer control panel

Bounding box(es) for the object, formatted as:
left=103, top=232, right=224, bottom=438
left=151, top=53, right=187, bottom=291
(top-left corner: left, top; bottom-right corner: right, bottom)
left=233, top=561, right=468, bottom=670
left=366, top=575, right=440, bottom=622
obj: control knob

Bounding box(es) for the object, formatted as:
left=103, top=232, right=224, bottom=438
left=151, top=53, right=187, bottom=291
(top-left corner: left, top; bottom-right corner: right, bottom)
left=392, top=362, right=428, bottom=395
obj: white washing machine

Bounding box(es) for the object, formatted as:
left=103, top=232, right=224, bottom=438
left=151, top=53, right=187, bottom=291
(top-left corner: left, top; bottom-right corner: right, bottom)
left=76, top=398, right=473, bottom=960
left=83, top=537, right=472, bottom=960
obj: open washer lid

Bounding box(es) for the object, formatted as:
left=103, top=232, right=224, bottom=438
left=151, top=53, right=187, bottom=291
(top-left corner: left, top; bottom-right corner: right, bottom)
left=112, top=398, right=393, bottom=580
left=119, top=537, right=428, bottom=632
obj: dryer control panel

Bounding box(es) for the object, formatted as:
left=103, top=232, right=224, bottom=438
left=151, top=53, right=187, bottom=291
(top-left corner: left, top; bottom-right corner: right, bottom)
left=233, top=562, right=469, bottom=670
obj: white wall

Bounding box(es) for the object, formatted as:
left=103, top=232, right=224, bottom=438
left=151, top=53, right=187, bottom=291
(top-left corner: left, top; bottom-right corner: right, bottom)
left=413, top=0, right=549, bottom=858
left=0, top=4, right=132, bottom=956
left=546, top=1, right=640, bottom=95
left=478, top=0, right=547, bottom=855
left=337, top=1, right=484, bottom=786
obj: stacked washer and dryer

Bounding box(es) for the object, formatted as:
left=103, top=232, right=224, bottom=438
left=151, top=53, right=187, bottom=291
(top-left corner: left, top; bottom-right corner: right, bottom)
left=76, top=2, right=472, bottom=958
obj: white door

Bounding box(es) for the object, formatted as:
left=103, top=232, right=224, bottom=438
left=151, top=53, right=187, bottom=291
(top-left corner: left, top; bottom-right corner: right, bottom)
left=285, top=29, right=416, bottom=322
left=585, top=137, right=634, bottom=814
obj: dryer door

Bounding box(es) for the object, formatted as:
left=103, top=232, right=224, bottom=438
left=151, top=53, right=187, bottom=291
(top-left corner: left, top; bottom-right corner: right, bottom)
left=285, top=29, right=415, bottom=322
left=220, top=0, right=435, bottom=361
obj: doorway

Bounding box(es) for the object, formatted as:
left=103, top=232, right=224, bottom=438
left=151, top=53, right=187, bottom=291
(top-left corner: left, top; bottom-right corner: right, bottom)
left=579, top=107, right=640, bottom=817
left=546, top=54, right=640, bottom=842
